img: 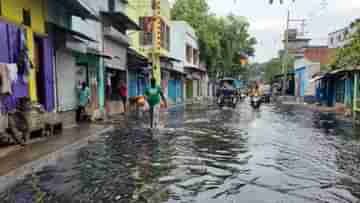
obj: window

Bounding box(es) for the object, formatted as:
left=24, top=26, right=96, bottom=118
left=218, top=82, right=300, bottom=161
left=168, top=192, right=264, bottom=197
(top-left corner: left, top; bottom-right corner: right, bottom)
left=337, top=34, right=342, bottom=42
left=139, top=17, right=153, bottom=46
left=109, top=0, right=115, bottom=12
left=344, top=29, right=349, bottom=38
left=186, top=45, right=192, bottom=63
left=160, top=20, right=165, bottom=49
left=22, top=9, right=31, bottom=27
left=330, top=37, right=334, bottom=44
left=193, top=49, right=199, bottom=65
left=166, top=25, right=170, bottom=51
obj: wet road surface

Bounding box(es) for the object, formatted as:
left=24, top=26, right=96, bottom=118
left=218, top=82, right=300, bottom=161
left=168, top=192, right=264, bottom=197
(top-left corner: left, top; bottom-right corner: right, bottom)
left=2, top=101, right=360, bottom=203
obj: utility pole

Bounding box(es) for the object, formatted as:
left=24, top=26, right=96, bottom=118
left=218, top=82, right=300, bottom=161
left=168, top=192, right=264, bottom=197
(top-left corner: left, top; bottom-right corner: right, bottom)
left=281, top=10, right=306, bottom=96
left=281, top=10, right=290, bottom=96
left=152, top=0, right=162, bottom=85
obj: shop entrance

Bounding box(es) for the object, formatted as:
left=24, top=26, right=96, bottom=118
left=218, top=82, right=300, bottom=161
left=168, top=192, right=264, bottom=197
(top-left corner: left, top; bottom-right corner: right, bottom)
left=34, top=36, right=46, bottom=108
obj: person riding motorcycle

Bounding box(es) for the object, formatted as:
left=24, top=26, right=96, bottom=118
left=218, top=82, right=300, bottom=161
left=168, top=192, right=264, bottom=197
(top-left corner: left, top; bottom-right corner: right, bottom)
left=250, top=84, right=262, bottom=97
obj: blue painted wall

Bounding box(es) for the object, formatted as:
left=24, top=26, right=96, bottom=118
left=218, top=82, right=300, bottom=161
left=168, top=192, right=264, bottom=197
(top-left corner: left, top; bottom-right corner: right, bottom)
left=295, top=67, right=306, bottom=97
left=168, top=79, right=183, bottom=103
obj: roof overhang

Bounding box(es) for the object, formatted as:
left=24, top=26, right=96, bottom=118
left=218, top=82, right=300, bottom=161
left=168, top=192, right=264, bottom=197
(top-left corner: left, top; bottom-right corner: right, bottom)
left=87, top=49, right=113, bottom=59
left=47, top=22, right=97, bottom=42
left=101, top=11, right=141, bottom=31
left=127, top=48, right=150, bottom=68
left=161, top=65, right=186, bottom=75
left=184, top=65, right=206, bottom=72
left=61, top=0, right=98, bottom=21
left=160, top=55, right=181, bottom=63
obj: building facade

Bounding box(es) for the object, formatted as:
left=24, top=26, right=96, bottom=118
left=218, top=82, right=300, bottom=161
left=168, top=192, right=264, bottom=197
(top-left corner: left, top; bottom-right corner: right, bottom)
left=70, top=0, right=140, bottom=117
left=0, top=0, right=55, bottom=111
left=170, top=21, right=205, bottom=102
left=47, top=0, right=97, bottom=118
left=128, top=0, right=172, bottom=98
left=294, top=46, right=334, bottom=102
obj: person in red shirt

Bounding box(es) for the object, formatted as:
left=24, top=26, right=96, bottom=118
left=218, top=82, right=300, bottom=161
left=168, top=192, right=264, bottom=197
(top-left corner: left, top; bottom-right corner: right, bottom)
left=119, top=81, right=128, bottom=113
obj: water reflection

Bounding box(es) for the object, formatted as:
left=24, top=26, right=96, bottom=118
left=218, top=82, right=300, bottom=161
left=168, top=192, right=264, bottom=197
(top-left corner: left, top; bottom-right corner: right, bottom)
left=1, top=103, right=360, bottom=202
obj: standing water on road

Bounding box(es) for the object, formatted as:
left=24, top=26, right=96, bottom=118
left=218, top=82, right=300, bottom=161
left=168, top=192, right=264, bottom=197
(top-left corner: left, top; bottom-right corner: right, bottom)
left=2, top=103, right=360, bottom=203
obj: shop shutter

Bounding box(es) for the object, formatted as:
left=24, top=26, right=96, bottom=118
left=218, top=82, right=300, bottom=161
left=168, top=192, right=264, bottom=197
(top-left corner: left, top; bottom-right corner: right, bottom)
left=56, top=49, right=85, bottom=111
left=176, top=80, right=183, bottom=102
left=193, top=80, right=198, bottom=97
left=168, top=80, right=176, bottom=102
left=128, top=71, right=137, bottom=97
left=138, top=77, right=147, bottom=96
left=186, top=80, right=193, bottom=98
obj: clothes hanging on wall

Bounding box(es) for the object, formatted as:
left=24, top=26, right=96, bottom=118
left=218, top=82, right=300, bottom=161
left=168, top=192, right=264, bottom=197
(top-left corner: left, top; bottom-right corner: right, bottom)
left=18, top=29, right=32, bottom=80
left=0, top=64, right=12, bottom=95
left=7, top=63, right=18, bottom=82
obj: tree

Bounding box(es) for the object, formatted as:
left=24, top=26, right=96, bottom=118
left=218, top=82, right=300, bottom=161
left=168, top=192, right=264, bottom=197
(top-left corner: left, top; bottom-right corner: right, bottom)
left=263, top=56, right=294, bottom=82
left=331, top=23, right=360, bottom=69
left=171, top=0, right=256, bottom=79
left=219, top=15, right=256, bottom=77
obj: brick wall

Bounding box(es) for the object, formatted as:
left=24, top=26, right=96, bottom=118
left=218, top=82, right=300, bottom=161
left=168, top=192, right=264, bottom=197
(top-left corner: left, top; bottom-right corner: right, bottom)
left=304, top=47, right=336, bottom=65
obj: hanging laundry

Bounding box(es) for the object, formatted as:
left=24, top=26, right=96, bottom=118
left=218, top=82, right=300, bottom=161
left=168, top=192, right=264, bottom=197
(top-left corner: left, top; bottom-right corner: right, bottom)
left=7, top=63, right=18, bottom=82
left=17, top=29, right=32, bottom=79
left=0, top=64, right=12, bottom=95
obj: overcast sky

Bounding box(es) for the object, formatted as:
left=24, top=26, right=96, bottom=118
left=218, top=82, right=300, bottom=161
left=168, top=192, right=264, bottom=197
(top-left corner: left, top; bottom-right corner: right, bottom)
left=204, top=0, right=360, bottom=63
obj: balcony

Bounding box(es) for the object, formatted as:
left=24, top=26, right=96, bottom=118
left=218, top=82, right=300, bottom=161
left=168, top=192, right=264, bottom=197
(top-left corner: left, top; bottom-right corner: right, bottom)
left=103, top=26, right=131, bottom=46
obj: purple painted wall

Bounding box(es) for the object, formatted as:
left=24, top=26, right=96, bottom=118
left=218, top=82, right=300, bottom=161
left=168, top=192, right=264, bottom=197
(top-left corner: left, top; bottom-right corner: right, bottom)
left=41, top=36, right=55, bottom=111
left=0, top=23, right=9, bottom=62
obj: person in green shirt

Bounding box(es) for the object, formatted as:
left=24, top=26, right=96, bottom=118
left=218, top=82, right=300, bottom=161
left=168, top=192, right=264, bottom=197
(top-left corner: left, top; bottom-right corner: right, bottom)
left=76, top=81, right=91, bottom=122
left=145, top=78, right=167, bottom=128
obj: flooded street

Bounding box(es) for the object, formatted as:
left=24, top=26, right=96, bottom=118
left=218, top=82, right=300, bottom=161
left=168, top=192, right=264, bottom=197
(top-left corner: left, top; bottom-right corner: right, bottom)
left=2, top=102, right=360, bottom=203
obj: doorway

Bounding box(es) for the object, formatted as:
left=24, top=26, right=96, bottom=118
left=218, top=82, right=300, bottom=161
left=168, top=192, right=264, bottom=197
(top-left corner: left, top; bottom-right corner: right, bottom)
left=34, top=36, right=46, bottom=108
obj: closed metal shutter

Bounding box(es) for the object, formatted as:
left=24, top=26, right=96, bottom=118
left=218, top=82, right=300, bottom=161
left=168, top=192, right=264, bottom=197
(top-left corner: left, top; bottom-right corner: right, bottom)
left=56, top=49, right=86, bottom=111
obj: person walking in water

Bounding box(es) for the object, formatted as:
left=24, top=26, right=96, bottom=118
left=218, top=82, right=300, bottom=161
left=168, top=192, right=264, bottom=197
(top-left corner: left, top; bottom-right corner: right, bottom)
left=145, top=78, right=167, bottom=129
left=76, top=81, right=91, bottom=122
left=119, top=80, right=128, bottom=113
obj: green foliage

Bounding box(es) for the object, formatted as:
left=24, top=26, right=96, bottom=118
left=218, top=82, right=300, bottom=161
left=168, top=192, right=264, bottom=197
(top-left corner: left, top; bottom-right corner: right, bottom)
left=263, top=56, right=294, bottom=82
left=171, top=0, right=256, bottom=79
left=332, top=24, right=360, bottom=69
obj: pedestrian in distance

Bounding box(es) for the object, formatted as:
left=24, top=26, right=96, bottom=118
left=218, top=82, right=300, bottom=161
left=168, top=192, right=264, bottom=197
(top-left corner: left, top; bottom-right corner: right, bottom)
left=76, top=81, right=90, bottom=123
left=145, top=78, right=167, bottom=129
left=119, top=80, right=128, bottom=113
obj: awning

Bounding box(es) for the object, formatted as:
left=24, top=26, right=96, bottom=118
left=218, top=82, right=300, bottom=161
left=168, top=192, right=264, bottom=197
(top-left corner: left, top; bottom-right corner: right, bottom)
left=127, top=48, right=150, bottom=68
left=61, top=0, right=98, bottom=20
left=87, top=49, right=113, bottom=59
left=47, top=22, right=97, bottom=42
left=330, top=68, right=346, bottom=75
left=184, top=65, right=206, bottom=72
left=310, top=75, right=324, bottom=83
left=160, top=55, right=181, bottom=63
left=105, top=56, right=126, bottom=71
left=101, top=12, right=140, bottom=31
left=162, top=65, right=186, bottom=75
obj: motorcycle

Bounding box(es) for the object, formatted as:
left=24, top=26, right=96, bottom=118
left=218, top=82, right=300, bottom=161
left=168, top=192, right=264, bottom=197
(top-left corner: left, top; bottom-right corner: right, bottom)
left=239, top=92, right=247, bottom=101
left=217, top=94, right=237, bottom=108
left=250, top=96, right=262, bottom=109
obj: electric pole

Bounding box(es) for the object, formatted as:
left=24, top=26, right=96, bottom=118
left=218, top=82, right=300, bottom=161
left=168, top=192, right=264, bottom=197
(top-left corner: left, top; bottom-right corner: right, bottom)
left=281, top=10, right=290, bottom=96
